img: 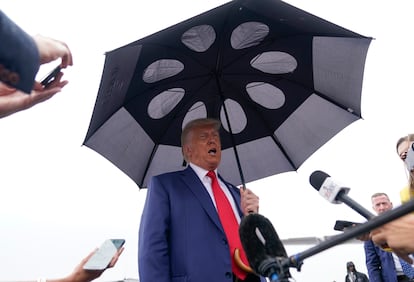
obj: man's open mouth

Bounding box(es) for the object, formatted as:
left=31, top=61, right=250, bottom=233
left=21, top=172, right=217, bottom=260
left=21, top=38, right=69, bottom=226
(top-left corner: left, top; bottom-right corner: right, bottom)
left=208, top=148, right=217, bottom=155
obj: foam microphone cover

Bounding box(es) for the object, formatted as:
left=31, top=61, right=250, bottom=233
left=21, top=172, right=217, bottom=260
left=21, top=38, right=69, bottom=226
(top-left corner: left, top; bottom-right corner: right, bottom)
left=309, top=170, right=330, bottom=191
left=239, top=213, right=287, bottom=274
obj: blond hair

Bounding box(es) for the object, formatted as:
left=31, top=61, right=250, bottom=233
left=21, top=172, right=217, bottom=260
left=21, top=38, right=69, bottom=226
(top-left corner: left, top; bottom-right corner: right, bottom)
left=395, top=134, right=414, bottom=152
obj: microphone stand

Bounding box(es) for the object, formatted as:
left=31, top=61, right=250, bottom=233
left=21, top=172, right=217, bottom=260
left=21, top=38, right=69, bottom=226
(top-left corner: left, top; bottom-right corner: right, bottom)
left=288, top=199, right=414, bottom=270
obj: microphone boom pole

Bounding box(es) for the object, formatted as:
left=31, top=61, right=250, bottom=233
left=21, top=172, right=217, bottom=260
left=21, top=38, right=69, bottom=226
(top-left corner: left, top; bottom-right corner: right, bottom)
left=289, top=199, right=414, bottom=269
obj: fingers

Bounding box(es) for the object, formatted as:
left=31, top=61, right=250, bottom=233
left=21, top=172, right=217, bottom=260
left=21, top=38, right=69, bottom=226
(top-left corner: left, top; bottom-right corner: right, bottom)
left=0, top=82, right=16, bottom=96
left=108, top=247, right=124, bottom=268
left=43, top=71, right=68, bottom=89
left=59, top=40, right=73, bottom=68
left=0, top=70, right=68, bottom=117
left=371, top=229, right=413, bottom=262
left=80, top=248, right=99, bottom=266
left=32, top=71, right=68, bottom=102
left=355, top=233, right=370, bottom=241
left=240, top=188, right=259, bottom=214
left=33, top=34, right=73, bottom=67
left=370, top=229, right=386, bottom=246
left=397, top=252, right=413, bottom=264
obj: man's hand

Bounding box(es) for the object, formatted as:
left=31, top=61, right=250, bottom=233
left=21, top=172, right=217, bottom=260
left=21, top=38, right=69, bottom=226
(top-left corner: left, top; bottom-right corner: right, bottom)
left=65, top=247, right=124, bottom=282
left=240, top=188, right=259, bottom=215
left=371, top=214, right=414, bottom=263
left=0, top=72, right=68, bottom=118
left=355, top=232, right=370, bottom=242
left=32, top=34, right=73, bottom=68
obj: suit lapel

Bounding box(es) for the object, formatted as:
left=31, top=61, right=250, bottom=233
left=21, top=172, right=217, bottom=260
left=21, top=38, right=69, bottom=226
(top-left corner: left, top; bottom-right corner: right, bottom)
left=179, top=167, right=224, bottom=232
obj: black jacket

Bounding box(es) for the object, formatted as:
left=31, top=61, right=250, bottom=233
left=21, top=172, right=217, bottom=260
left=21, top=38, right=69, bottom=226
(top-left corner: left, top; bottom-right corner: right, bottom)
left=345, top=271, right=369, bottom=282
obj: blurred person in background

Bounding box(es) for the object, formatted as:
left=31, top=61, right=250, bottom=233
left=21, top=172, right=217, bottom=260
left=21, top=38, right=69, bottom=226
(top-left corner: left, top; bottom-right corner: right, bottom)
left=344, top=261, right=368, bottom=282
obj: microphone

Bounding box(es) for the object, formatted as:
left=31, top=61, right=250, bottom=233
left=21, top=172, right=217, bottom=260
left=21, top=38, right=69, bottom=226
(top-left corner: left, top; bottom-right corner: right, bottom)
left=309, top=170, right=374, bottom=219
left=239, top=213, right=292, bottom=281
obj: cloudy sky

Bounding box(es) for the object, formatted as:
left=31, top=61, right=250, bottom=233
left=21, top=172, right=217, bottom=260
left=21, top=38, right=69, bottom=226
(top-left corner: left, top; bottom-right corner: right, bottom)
left=0, top=1, right=413, bottom=282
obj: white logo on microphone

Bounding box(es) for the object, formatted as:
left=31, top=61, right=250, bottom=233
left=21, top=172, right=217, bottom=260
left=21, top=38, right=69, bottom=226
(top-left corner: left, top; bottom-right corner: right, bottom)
left=319, top=177, right=342, bottom=203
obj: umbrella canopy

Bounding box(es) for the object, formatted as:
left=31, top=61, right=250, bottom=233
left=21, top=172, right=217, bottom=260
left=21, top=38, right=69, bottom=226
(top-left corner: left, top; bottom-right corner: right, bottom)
left=84, top=0, right=372, bottom=188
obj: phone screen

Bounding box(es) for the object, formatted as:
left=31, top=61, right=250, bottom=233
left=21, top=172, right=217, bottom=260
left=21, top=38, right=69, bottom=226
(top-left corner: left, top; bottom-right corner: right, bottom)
left=111, top=239, right=126, bottom=249
left=405, top=143, right=414, bottom=172
left=333, top=220, right=360, bottom=231
left=83, top=239, right=125, bottom=270
left=40, top=65, right=61, bottom=87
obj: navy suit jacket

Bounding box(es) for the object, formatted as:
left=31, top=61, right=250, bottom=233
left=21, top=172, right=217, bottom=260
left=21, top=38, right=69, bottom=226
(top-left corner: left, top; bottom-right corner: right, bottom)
left=138, top=166, right=265, bottom=282
left=364, top=239, right=398, bottom=282
left=0, top=10, right=39, bottom=93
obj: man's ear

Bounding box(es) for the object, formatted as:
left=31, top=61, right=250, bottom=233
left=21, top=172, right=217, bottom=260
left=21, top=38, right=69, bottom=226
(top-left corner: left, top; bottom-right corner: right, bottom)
left=183, top=144, right=192, bottom=158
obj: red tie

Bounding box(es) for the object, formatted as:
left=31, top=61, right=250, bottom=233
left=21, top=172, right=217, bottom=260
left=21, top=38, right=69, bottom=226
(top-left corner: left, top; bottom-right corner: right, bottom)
left=207, top=170, right=248, bottom=280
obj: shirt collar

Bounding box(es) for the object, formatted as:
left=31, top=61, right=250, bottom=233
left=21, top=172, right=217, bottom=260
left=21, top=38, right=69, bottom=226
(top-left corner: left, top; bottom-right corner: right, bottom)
left=189, top=162, right=217, bottom=181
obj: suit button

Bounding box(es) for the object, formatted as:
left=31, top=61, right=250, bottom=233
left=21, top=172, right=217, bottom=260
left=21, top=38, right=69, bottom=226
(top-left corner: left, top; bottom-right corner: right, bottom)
left=225, top=272, right=232, bottom=279
left=9, top=72, right=19, bottom=85
left=0, top=68, right=10, bottom=81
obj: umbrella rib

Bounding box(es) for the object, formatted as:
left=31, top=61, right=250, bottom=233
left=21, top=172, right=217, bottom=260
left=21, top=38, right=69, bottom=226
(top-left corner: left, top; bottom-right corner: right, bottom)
left=140, top=144, right=159, bottom=189
left=311, top=89, right=361, bottom=117
left=269, top=134, right=297, bottom=170
left=212, top=2, right=254, bottom=189
left=218, top=82, right=247, bottom=189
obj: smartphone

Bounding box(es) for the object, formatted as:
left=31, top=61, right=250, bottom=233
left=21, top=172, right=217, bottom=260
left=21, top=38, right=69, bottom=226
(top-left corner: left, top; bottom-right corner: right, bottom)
left=405, top=143, right=414, bottom=172
left=83, top=239, right=125, bottom=270
left=333, top=220, right=360, bottom=231
left=40, top=65, right=61, bottom=87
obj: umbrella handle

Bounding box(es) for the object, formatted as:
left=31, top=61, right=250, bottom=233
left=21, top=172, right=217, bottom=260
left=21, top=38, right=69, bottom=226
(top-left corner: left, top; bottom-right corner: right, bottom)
left=240, top=184, right=255, bottom=214
left=240, top=184, right=254, bottom=214
left=234, top=248, right=254, bottom=274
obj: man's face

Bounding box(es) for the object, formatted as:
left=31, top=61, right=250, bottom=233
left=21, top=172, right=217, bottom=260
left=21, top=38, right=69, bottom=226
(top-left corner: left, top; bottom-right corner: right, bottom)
left=371, top=195, right=393, bottom=215
left=185, top=124, right=221, bottom=171
left=347, top=265, right=355, bottom=272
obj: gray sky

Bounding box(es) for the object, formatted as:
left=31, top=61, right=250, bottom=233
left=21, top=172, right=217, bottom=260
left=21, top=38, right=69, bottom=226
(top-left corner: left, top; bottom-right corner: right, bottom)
left=0, top=1, right=413, bottom=281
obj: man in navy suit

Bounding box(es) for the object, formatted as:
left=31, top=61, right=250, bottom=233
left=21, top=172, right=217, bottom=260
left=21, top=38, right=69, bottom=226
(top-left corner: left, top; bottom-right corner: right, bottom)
left=139, top=118, right=265, bottom=282
left=0, top=10, right=72, bottom=118
left=364, top=192, right=414, bottom=282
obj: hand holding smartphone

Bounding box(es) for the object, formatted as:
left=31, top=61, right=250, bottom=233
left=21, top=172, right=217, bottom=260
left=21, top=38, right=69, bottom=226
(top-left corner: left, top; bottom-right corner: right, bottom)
left=334, top=220, right=392, bottom=251
left=40, top=65, right=61, bottom=87
left=83, top=239, right=125, bottom=270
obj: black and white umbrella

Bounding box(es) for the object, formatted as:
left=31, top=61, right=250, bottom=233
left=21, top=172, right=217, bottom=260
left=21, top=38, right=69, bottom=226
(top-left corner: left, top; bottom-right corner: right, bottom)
left=84, top=0, right=372, bottom=188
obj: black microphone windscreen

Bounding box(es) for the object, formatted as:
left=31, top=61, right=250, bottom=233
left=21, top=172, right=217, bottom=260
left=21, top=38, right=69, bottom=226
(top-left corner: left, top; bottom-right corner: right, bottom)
left=239, top=213, right=287, bottom=274
left=309, top=170, right=330, bottom=191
